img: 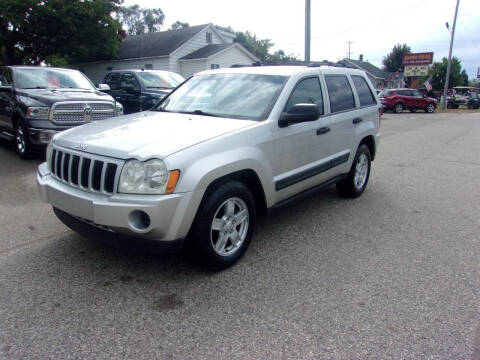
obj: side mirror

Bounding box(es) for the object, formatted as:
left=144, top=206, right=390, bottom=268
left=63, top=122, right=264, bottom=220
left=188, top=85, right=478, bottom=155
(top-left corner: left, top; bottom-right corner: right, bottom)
left=97, top=83, right=111, bottom=92
left=279, top=103, right=319, bottom=128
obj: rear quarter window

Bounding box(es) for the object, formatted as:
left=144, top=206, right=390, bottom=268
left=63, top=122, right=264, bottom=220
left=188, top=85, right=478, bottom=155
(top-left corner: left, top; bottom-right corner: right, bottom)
left=325, top=75, right=355, bottom=113
left=351, top=75, right=376, bottom=106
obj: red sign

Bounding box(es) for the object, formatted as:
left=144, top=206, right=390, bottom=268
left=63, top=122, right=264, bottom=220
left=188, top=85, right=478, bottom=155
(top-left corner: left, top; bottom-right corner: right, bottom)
left=402, top=52, right=434, bottom=66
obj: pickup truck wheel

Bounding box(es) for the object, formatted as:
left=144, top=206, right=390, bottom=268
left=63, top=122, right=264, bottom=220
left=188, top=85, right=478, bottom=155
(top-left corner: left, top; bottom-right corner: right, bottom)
left=336, top=144, right=371, bottom=198
left=425, top=103, right=435, bottom=113
left=188, top=182, right=256, bottom=270
left=14, top=121, right=33, bottom=159
left=394, top=103, right=403, bottom=113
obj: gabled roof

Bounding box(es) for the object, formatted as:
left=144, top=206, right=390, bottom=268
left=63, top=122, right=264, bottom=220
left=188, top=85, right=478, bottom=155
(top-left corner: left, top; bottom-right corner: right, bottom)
left=118, top=24, right=209, bottom=60
left=180, top=44, right=233, bottom=60
left=341, top=58, right=389, bottom=80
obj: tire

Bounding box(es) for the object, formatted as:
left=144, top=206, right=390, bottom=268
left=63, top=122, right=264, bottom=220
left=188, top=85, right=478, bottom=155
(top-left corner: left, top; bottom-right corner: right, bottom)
left=425, top=103, right=435, bottom=113
left=187, top=181, right=256, bottom=270
left=447, top=103, right=452, bottom=109
left=410, top=109, right=417, bottom=113
left=336, top=144, right=371, bottom=198
left=14, top=120, right=34, bottom=159
left=394, top=103, right=403, bottom=113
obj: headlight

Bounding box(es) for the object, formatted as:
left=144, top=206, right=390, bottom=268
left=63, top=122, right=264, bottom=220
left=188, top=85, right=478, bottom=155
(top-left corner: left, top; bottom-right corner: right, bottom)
left=26, top=107, right=50, bottom=119
left=115, top=102, right=123, bottom=116
left=118, top=159, right=180, bottom=194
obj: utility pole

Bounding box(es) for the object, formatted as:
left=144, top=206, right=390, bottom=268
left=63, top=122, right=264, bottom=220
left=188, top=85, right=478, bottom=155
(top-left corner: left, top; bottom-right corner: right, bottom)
left=305, top=0, right=311, bottom=63
left=442, top=0, right=460, bottom=110
left=346, top=41, right=354, bottom=59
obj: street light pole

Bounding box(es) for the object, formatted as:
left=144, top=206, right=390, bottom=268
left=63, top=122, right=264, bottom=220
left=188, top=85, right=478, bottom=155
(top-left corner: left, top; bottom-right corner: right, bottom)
left=305, top=0, right=311, bottom=63
left=442, top=0, right=460, bottom=110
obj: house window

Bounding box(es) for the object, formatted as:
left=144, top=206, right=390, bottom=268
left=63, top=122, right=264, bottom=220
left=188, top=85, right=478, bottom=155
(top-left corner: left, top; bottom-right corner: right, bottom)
left=211, top=64, right=220, bottom=69
left=206, top=32, right=212, bottom=43
left=145, top=64, right=153, bottom=70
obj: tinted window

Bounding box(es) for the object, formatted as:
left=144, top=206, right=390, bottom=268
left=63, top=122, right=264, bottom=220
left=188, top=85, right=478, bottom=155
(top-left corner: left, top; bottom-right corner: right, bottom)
left=105, top=73, right=121, bottom=90
left=285, top=77, right=323, bottom=115
left=352, top=75, right=376, bottom=106
left=0, top=69, right=12, bottom=86
left=325, top=75, right=355, bottom=112
left=398, top=90, right=411, bottom=96
left=120, top=73, right=139, bottom=90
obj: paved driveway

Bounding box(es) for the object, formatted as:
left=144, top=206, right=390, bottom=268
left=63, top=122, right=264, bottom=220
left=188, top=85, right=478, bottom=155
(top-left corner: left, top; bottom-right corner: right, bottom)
left=0, top=112, right=479, bottom=359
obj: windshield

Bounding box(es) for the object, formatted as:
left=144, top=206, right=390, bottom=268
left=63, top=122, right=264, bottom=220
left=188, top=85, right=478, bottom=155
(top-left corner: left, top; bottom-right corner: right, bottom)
left=137, top=71, right=185, bottom=89
left=14, top=68, right=95, bottom=90
left=156, top=73, right=287, bottom=120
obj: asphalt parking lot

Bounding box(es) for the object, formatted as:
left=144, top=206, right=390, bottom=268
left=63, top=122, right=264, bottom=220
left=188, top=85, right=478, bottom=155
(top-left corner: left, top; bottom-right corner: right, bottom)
left=1, top=111, right=479, bottom=359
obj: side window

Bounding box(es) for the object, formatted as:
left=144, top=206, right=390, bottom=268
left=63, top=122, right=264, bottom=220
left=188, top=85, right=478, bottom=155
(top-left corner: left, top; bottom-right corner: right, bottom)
left=105, top=73, right=121, bottom=90
left=120, top=73, right=139, bottom=90
left=352, top=75, right=376, bottom=106
left=285, top=77, right=324, bottom=115
left=0, top=69, right=13, bottom=86
left=325, top=75, right=355, bottom=112
left=412, top=90, right=423, bottom=98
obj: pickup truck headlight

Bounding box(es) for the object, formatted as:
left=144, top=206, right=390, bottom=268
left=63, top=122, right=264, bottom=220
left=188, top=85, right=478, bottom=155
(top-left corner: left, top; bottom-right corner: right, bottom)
left=115, top=102, right=124, bottom=116
left=118, top=159, right=180, bottom=194
left=26, top=106, right=50, bottom=119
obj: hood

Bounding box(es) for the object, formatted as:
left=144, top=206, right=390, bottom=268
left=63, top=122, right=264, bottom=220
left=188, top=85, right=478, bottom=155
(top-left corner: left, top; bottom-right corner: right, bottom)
left=16, top=88, right=114, bottom=106
left=53, top=111, right=256, bottom=159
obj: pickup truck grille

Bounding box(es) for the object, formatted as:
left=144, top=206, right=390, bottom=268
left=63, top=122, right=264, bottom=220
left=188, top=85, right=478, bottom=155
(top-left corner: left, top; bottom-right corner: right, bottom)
left=49, top=101, right=115, bottom=125
left=49, top=147, right=122, bottom=194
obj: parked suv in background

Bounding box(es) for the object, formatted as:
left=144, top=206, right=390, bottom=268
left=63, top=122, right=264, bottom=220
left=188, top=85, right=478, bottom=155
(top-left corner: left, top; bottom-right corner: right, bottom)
left=37, top=66, right=381, bottom=269
left=104, top=70, right=185, bottom=114
left=0, top=66, right=123, bottom=158
left=379, top=88, right=436, bottom=113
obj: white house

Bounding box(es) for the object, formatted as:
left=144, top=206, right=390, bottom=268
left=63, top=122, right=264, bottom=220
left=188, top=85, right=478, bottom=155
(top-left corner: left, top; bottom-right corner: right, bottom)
left=77, top=24, right=258, bottom=83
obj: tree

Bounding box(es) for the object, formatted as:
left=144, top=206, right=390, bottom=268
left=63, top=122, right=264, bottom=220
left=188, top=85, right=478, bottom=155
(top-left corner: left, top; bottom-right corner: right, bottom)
left=429, top=57, right=469, bottom=90
left=382, top=44, right=411, bottom=72
left=234, top=31, right=273, bottom=62
left=0, top=0, right=122, bottom=65
left=170, top=21, right=189, bottom=30
left=116, top=5, right=165, bottom=35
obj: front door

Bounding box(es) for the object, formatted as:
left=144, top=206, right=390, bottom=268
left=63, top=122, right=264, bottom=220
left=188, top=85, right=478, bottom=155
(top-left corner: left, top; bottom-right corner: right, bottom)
left=119, top=73, right=142, bottom=114
left=272, top=76, right=333, bottom=202
left=0, top=68, right=14, bottom=132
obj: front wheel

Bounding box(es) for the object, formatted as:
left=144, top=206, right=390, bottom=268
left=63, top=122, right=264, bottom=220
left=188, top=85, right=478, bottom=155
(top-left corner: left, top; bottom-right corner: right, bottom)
left=187, top=182, right=256, bottom=270
left=14, top=120, right=34, bottom=159
left=336, top=144, right=371, bottom=198
left=394, top=103, right=403, bottom=113
left=425, top=103, right=435, bottom=113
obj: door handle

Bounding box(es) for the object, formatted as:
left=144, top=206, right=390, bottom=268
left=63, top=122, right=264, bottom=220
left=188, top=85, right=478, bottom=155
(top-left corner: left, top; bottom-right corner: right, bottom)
left=316, top=127, right=330, bottom=135
left=352, top=117, right=363, bottom=124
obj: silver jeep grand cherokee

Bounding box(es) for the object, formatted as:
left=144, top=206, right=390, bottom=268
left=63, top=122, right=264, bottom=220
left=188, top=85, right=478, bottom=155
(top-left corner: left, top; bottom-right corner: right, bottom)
left=37, top=66, right=381, bottom=269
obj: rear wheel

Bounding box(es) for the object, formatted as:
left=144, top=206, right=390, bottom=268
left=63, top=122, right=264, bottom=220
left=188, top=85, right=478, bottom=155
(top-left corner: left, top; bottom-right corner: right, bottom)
left=187, top=182, right=256, bottom=270
left=336, top=144, right=371, bottom=198
left=394, top=103, right=403, bottom=113
left=14, top=120, right=34, bottom=159
left=425, top=103, right=435, bottom=113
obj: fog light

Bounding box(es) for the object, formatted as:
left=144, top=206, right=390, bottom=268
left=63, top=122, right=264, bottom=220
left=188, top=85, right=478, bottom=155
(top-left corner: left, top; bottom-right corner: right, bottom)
left=128, top=210, right=151, bottom=231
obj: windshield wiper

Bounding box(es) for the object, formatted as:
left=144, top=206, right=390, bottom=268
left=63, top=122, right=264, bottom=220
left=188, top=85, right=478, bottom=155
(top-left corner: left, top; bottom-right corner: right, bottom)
left=22, top=86, right=47, bottom=89
left=146, top=86, right=172, bottom=89
left=180, top=110, right=221, bottom=118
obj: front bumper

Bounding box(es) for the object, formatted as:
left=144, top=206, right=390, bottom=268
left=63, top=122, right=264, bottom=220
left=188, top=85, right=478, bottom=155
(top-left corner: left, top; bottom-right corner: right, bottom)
left=37, top=162, right=195, bottom=242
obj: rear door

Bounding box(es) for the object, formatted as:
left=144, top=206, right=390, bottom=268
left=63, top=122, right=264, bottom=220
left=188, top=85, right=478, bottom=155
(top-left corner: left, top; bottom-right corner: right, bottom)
left=322, top=74, right=358, bottom=176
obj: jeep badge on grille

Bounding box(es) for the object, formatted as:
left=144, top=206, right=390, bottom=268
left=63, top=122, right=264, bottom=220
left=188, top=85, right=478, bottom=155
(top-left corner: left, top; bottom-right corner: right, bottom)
left=75, top=144, right=88, bottom=151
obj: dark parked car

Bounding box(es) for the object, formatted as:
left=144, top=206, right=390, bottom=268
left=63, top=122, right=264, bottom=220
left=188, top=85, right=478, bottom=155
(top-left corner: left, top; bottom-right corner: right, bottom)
left=379, top=88, right=437, bottom=113
left=0, top=66, right=123, bottom=158
left=447, top=91, right=479, bottom=109
left=104, top=70, right=185, bottom=114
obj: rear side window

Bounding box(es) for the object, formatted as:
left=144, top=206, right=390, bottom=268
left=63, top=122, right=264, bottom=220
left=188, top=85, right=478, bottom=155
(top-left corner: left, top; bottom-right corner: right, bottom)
left=325, top=75, right=355, bottom=112
left=105, top=73, right=121, bottom=90
left=352, top=75, right=376, bottom=106
left=285, top=77, right=324, bottom=115
left=0, top=69, right=12, bottom=86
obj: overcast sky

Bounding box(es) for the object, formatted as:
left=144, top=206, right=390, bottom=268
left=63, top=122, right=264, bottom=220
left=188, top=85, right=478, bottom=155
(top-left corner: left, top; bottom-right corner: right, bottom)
left=124, top=0, right=480, bottom=79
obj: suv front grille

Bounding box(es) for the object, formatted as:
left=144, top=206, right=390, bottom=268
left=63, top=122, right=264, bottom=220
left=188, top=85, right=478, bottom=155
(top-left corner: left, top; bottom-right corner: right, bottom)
left=49, top=147, right=122, bottom=194
left=49, top=101, right=115, bottom=125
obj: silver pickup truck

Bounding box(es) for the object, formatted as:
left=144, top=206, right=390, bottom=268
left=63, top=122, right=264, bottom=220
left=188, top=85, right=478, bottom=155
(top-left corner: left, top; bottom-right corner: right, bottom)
left=37, top=65, right=381, bottom=269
